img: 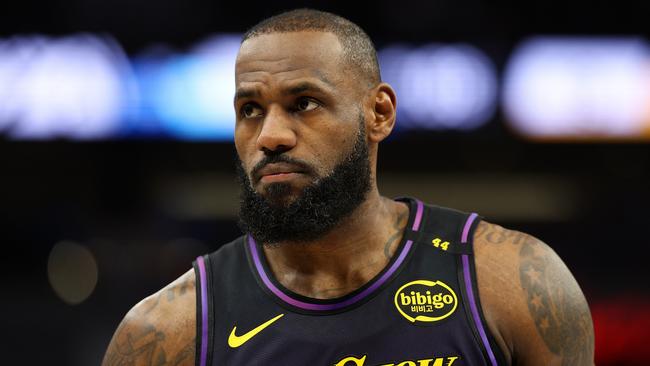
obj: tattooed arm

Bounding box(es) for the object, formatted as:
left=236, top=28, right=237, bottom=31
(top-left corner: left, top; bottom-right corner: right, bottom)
left=473, top=222, right=594, bottom=366
left=102, top=269, right=196, bottom=366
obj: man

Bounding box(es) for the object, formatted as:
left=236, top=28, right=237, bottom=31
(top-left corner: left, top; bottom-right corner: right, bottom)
left=103, top=9, right=594, bottom=366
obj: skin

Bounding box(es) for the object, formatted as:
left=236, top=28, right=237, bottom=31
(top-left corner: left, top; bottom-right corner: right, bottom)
left=102, top=270, right=195, bottom=366
left=102, top=31, right=594, bottom=366
left=234, top=31, right=406, bottom=296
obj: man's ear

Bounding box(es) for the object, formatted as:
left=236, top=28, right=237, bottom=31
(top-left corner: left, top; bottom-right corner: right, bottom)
left=367, top=83, right=397, bottom=143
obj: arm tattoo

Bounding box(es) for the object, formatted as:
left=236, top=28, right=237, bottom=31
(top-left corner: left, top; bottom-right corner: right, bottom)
left=103, top=279, right=196, bottom=366
left=142, top=285, right=184, bottom=314
left=383, top=211, right=409, bottom=259
left=168, top=340, right=196, bottom=366
left=519, top=236, right=594, bottom=365
left=104, top=314, right=195, bottom=366
left=103, top=321, right=169, bottom=366
left=166, top=280, right=191, bottom=302
left=140, top=294, right=162, bottom=315
left=474, top=222, right=527, bottom=246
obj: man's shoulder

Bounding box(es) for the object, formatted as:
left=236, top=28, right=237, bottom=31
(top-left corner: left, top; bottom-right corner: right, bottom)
left=472, top=221, right=559, bottom=293
left=472, top=221, right=594, bottom=365
left=472, top=220, right=532, bottom=269
left=102, top=269, right=196, bottom=366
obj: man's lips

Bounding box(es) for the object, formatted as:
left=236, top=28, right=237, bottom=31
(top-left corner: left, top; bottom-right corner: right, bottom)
left=254, top=162, right=307, bottom=183
left=259, top=172, right=303, bottom=183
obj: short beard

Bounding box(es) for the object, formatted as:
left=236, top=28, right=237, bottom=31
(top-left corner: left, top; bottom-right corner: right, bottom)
left=236, top=115, right=371, bottom=245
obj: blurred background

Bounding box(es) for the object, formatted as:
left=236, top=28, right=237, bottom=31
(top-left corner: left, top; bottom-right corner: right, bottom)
left=1, top=0, right=649, bottom=365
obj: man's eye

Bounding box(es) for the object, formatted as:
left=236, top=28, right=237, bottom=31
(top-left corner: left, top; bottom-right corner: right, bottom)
left=296, top=98, right=320, bottom=112
left=241, top=104, right=263, bottom=118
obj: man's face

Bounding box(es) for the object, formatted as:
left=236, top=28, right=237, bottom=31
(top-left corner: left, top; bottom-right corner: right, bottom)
left=233, top=31, right=373, bottom=243
left=234, top=31, right=364, bottom=202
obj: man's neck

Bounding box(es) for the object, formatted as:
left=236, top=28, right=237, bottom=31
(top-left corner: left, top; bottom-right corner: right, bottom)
left=262, top=191, right=410, bottom=299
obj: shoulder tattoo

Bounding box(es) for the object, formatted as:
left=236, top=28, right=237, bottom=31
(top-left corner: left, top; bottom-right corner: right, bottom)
left=103, top=279, right=196, bottom=366
left=518, top=235, right=594, bottom=365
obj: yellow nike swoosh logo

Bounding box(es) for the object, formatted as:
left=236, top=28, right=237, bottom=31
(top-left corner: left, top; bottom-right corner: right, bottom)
left=228, top=313, right=284, bottom=348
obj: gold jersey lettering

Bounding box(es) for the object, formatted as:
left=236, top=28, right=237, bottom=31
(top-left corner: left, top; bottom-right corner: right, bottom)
left=335, top=355, right=460, bottom=366
left=334, top=355, right=367, bottom=366
left=431, top=238, right=450, bottom=251
left=445, top=356, right=459, bottom=366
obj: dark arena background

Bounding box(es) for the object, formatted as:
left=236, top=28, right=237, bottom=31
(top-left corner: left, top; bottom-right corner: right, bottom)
left=1, top=1, right=649, bottom=365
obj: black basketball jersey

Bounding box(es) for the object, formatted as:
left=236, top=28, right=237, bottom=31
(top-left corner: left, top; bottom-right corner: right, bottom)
left=192, top=197, right=507, bottom=366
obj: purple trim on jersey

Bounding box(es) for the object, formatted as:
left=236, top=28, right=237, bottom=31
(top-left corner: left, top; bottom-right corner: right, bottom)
left=462, top=212, right=478, bottom=243
left=196, top=256, right=209, bottom=366
left=249, top=238, right=414, bottom=311
left=412, top=199, right=424, bottom=231
left=461, top=214, right=498, bottom=366
left=248, top=199, right=421, bottom=311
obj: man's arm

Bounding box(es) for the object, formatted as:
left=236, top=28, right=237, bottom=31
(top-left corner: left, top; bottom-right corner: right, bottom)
left=473, top=222, right=595, bottom=366
left=102, top=269, right=196, bottom=366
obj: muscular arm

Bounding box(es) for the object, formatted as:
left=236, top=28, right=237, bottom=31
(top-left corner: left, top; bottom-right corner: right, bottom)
left=102, top=269, right=196, bottom=366
left=473, top=222, right=594, bottom=366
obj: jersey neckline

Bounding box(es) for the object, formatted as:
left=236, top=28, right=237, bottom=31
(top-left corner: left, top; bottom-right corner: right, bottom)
left=244, top=197, right=425, bottom=314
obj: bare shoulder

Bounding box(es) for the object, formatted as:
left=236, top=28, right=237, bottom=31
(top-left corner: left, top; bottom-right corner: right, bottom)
left=102, top=269, right=196, bottom=366
left=472, top=221, right=594, bottom=366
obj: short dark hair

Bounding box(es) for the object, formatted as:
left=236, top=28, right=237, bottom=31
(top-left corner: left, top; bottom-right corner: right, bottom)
left=242, top=8, right=380, bottom=86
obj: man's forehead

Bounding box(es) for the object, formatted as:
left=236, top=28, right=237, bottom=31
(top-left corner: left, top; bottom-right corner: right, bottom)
left=236, top=31, right=344, bottom=81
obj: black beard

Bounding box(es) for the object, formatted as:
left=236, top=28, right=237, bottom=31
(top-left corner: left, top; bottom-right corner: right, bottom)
left=236, top=117, right=371, bottom=245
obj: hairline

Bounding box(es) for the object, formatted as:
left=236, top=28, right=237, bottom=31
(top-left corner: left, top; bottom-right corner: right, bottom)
left=241, top=29, right=378, bottom=90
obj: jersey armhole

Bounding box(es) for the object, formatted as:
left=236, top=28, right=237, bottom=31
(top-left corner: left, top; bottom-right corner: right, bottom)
left=193, top=255, right=215, bottom=366
left=456, top=214, right=508, bottom=366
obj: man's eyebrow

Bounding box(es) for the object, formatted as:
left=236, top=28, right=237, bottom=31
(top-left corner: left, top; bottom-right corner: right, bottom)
left=234, top=88, right=260, bottom=102
left=285, top=81, right=332, bottom=96
left=234, top=76, right=335, bottom=102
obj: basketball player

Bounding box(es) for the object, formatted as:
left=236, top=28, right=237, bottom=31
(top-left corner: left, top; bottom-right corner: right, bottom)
left=102, top=9, right=594, bottom=366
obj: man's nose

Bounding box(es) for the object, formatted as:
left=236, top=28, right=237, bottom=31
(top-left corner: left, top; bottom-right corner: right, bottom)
left=256, top=105, right=297, bottom=153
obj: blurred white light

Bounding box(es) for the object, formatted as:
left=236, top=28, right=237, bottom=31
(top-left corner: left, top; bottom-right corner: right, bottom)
left=47, top=241, right=98, bottom=305
left=0, top=35, right=133, bottom=139
left=503, top=37, right=650, bottom=139
left=1, top=34, right=506, bottom=140
left=380, top=44, right=497, bottom=130
left=137, top=34, right=240, bottom=140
